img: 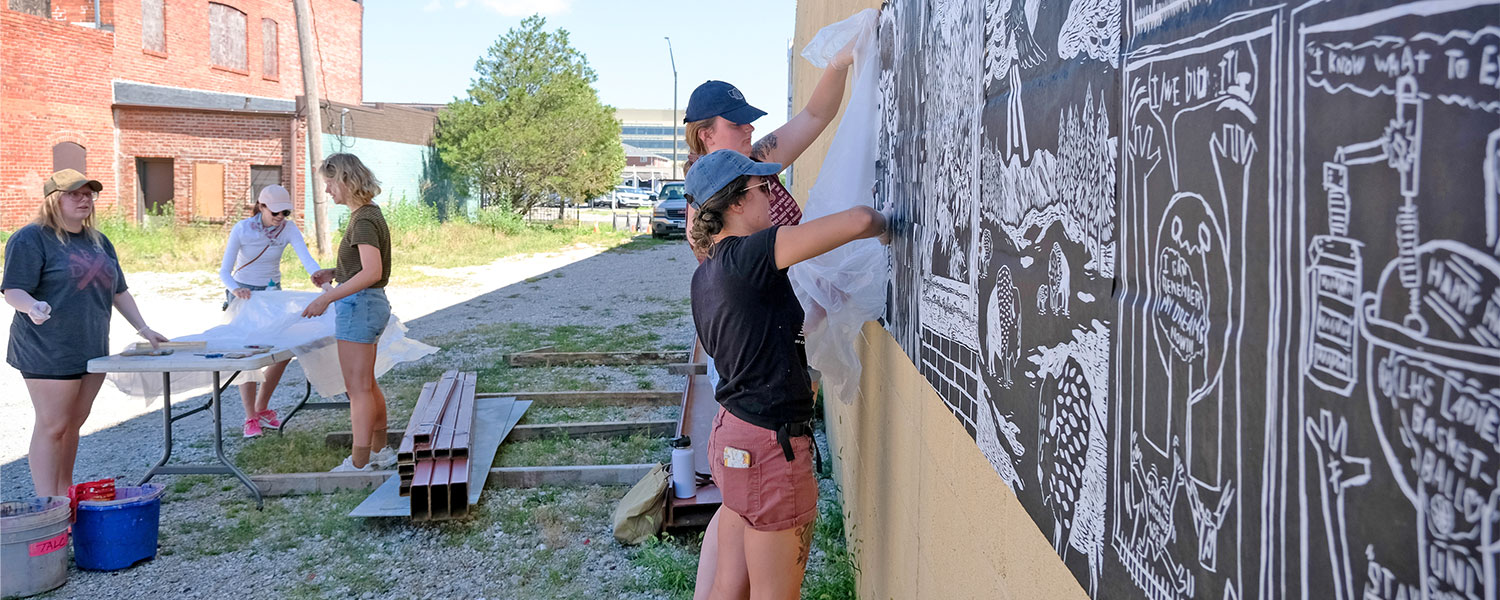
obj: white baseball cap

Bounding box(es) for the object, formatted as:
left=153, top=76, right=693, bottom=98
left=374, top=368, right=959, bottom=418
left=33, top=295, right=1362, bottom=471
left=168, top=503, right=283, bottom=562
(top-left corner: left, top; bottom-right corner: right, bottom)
left=258, top=185, right=293, bottom=213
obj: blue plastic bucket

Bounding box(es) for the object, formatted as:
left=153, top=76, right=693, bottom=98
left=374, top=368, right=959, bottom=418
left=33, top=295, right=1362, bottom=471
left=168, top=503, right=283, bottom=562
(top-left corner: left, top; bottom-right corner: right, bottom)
left=72, top=484, right=165, bottom=572
left=0, top=496, right=71, bottom=598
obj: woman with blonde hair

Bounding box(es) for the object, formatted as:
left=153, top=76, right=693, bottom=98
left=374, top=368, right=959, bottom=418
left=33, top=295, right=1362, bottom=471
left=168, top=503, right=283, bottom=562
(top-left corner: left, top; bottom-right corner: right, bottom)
left=300, top=153, right=396, bottom=471
left=3, top=169, right=169, bottom=496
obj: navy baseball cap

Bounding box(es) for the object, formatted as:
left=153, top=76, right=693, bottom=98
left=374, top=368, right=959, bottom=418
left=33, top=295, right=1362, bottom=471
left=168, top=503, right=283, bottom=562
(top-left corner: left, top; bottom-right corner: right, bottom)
left=684, top=150, right=782, bottom=209
left=684, top=80, right=767, bottom=125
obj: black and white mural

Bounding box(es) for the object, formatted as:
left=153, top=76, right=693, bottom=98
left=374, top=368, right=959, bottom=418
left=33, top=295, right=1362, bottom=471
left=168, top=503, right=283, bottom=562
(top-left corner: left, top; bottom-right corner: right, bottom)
left=874, top=0, right=1500, bottom=598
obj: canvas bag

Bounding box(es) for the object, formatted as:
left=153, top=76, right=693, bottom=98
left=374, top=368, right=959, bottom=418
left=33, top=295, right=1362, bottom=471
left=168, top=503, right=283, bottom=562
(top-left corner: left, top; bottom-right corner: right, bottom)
left=612, top=463, right=670, bottom=545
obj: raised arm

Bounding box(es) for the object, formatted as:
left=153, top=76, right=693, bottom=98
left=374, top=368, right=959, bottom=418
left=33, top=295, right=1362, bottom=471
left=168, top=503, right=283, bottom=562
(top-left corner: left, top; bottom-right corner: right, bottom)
left=773, top=206, right=885, bottom=270
left=751, top=46, right=854, bottom=169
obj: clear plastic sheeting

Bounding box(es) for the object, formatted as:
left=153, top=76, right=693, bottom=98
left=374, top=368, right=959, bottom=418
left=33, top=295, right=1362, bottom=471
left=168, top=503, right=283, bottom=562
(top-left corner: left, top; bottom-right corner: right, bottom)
left=788, top=8, right=888, bottom=405
left=107, top=290, right=438, bottom=403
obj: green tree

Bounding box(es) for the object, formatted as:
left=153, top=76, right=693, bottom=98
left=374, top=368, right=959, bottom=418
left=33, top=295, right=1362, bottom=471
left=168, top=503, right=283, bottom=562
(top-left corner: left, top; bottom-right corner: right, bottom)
left=436, top=15, right=623, bottom=214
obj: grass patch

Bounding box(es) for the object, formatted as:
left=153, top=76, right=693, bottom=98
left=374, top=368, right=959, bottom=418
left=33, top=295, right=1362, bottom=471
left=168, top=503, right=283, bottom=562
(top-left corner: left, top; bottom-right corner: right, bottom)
left=804, top=488, right=858, bottom=600
left=495, top=434, right=668, bottom=468
left=627, top=534, right=701, bottom=599
left=68, top=205, right=637, bottom=275
left=238, top=430, right=349, bottom=474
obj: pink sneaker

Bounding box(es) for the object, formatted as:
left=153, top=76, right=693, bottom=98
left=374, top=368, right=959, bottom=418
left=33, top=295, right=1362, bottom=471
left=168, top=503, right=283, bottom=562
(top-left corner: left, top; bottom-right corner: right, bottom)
left=243, top=418, right=263, bottom=438
left=258, top=410, right=281, bottom=430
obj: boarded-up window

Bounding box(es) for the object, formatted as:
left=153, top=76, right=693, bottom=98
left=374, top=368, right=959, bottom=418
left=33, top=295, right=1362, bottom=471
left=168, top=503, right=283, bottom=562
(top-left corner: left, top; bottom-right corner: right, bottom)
left=9, top=0, right=50, bottom=19
left=52, top=142, right=86, bottom=174
left=261, top=18, right=278, bottom=78
left=141, top=0, right=165, bottom=53
left=208, top=3, right=247, bottom=71
left=194, top=162, right=225, bottom=218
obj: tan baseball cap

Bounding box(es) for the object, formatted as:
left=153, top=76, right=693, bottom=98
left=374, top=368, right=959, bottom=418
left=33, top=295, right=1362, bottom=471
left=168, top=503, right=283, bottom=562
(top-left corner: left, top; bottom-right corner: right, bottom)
left=258, top=185, right=293, bottom=212
left=43, top=169, right=102, bottom=196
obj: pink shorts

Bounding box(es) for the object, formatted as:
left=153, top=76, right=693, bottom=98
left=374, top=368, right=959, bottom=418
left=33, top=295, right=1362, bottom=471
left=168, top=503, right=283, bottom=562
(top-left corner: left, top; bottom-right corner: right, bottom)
left=707, top=408, right=819, bottom=532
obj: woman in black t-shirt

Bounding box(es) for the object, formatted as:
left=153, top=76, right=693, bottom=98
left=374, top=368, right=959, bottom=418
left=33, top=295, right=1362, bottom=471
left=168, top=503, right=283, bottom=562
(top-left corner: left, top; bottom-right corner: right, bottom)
left=685, top=150, right=886, bottom=599
left=2, top=170, right=168, bottom=497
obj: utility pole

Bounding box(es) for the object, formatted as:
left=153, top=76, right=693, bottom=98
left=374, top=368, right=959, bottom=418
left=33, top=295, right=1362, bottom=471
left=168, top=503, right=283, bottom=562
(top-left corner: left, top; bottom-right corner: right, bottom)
left=294, top=0, right=331, bottom=255
left=665, top=36, right=679, bottom=180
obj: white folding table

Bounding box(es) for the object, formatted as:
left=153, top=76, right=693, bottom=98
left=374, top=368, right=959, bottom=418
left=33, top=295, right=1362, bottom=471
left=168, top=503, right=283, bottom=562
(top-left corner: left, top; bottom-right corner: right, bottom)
left=88, top=346, right=309, bottom=508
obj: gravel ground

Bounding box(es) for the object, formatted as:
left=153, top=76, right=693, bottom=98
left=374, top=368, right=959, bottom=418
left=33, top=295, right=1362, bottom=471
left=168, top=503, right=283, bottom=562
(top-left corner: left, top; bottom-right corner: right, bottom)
left=0, top=237, right=703, bottom=599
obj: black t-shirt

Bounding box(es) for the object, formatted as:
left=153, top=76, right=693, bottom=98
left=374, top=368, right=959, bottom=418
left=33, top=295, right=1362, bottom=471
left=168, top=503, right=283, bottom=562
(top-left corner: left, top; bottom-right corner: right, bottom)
left=2, top=224, right=128, bottom=375
left=690, top=226, right=813, bottom=430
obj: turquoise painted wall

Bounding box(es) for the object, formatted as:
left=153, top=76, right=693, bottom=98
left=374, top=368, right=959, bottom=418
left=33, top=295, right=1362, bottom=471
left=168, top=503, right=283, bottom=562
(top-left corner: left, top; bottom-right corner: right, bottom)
left=301, top=136, right=471, bottom=229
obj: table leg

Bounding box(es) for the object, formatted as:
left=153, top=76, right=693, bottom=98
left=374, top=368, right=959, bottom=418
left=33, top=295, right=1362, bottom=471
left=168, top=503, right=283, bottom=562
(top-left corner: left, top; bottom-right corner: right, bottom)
left=211, top=371, right=264, bottom=508
left=280, top=380, right=348, bottom=431
left=138, top=373, right=174, bottom=485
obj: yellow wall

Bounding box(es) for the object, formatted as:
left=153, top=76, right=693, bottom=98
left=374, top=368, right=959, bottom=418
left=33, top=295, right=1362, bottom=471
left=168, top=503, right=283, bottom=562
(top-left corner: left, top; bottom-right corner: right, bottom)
left=791, top=4, right=1088, bottom=598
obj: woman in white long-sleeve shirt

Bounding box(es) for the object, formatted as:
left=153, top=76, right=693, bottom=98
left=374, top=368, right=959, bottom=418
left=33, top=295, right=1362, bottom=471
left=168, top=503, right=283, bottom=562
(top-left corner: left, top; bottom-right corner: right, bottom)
left=219, top=184, right=321, bottom=437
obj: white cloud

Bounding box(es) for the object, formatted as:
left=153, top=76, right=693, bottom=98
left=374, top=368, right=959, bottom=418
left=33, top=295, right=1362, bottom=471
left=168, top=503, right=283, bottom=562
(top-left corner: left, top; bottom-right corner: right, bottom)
left=422, top=0, right=442, bottom=11
left=476, top=0, right=572, bottom=16
left=454, top=0, right=470, bottom=8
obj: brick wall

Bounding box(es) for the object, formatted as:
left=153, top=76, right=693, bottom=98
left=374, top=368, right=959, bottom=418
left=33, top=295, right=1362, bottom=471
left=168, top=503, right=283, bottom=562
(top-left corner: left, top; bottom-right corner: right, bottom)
left=111, top=0, right=361, bottom=105
left=0, top=10, right=116, bottom=230
left=116, top=107, right=298, bottom=225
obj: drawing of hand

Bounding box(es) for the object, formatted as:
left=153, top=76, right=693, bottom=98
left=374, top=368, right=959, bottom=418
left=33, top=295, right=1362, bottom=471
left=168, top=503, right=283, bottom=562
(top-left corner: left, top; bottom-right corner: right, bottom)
left=1211, top=123, right=1257, bottom=208
left=1128, top=124, right=1162, bottom=201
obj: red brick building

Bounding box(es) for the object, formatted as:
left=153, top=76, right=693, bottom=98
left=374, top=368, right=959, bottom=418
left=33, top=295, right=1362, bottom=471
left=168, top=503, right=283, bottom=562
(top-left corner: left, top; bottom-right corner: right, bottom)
left=0, top=0, right=363, bottom=229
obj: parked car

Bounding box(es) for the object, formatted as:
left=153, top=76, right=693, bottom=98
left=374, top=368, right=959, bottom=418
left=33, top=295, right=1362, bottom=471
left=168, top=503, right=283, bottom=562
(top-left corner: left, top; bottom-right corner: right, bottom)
left=612, top=186, right=653, bottom=208
left=652, top=182, right=687, bottom=239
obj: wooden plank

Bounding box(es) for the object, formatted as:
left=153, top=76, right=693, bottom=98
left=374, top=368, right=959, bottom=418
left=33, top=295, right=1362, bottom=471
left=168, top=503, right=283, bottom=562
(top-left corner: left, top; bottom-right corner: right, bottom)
left=473, top=390, right=680, bottom=407
left=507, top=420, right=678, bottom=442
left=250, top=470, right=392, bottom=496
left=507, top=350, right=690, bottom=368
left=255, top=463, right=653, bottom=497
left=488, top=464, right=656, bottom=488
left=665, top=362, right=708, bottom=375
left=327, top=419, right=677, bottom=447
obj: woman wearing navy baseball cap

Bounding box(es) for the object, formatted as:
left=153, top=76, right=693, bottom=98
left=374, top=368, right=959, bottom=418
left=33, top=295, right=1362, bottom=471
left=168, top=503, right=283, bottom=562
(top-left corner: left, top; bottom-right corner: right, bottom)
left=685, top=149, right=887, bottom=598
left=682, top=39, right=855, bottom=235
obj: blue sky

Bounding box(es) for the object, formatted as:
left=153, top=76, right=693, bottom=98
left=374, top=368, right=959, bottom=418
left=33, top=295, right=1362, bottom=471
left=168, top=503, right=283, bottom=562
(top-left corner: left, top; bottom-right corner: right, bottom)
left=362, top=0, right=797, bottom=131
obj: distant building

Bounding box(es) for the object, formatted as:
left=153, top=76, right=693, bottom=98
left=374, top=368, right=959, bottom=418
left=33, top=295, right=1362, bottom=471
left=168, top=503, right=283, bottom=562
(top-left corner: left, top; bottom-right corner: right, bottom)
left=622, top=144, right=670, bottom=191
left=616, top=108, right=686, bottom=180
left=1, top=0, right=362, bottom=228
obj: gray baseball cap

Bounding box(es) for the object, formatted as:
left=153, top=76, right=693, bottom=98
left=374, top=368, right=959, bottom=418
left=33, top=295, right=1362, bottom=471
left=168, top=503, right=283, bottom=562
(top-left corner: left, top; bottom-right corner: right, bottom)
left=684, top=150, right=782, bottom=209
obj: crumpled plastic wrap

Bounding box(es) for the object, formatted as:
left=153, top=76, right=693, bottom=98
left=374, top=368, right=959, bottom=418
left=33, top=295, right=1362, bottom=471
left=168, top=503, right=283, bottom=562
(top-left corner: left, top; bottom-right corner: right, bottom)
left=788, top=8, right=888, bottom=405
left=107, top=290, right=438, bottom=403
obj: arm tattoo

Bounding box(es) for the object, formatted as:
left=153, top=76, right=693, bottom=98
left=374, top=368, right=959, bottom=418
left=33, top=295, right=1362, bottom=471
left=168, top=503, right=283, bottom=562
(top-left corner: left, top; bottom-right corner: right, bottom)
left=795, top=520, right=816, bottom=568
left=751, top=133, right=780, bottom=161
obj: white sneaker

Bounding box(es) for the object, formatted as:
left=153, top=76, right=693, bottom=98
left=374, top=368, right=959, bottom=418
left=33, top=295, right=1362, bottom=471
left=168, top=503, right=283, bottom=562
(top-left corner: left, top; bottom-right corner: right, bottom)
left=369, top=447, right=398, bottom=470
left=331, top=456, right=373, bottom=473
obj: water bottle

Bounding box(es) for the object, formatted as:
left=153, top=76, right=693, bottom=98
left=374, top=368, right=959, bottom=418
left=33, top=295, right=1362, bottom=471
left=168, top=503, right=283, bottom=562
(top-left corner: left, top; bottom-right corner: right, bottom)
left=670, top=436, right=696, bottom=499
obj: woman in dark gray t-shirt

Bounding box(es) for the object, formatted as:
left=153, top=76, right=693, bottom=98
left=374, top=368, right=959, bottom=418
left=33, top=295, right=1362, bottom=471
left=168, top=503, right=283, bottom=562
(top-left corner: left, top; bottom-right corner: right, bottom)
left=2, top=169, right=168, bottom=497
left=685, top=150, right=887, bottom=599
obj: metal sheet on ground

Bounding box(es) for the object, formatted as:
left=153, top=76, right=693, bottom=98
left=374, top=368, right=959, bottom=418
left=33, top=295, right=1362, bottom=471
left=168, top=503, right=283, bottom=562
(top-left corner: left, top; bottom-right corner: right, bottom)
left=350, top=396, right=531, bottom=517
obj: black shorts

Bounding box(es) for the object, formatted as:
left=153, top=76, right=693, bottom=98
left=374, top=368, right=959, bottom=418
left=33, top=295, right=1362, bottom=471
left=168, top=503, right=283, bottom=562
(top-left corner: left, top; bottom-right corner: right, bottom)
left=20, top=371, right=87, bottom=380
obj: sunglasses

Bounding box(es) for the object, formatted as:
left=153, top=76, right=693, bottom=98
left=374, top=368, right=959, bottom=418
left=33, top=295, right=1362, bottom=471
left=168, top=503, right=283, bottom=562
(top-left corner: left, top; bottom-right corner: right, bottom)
left=267, top=209, right=292, bottom=217
left=740, top=180, right=772, bottom=194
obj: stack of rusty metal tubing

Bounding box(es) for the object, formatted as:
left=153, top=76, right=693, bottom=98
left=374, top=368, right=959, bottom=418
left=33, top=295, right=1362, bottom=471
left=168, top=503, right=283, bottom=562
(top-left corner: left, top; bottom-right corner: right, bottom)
left=397, top=370, right=477, bottom=520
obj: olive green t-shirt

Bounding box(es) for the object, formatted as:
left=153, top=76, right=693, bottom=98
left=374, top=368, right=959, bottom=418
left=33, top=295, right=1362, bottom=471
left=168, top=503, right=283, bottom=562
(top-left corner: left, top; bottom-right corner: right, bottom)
left=334, top=204, right=391, bottom=288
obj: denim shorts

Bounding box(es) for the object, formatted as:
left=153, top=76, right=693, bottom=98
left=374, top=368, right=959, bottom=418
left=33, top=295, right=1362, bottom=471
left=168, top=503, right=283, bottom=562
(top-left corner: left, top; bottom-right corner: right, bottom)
left=335, top=287, right=390, bottom=344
